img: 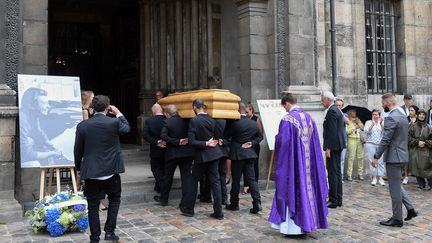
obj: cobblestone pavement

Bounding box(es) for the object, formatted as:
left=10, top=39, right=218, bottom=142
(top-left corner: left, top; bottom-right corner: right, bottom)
left=2, top=178, right=432, bottom=242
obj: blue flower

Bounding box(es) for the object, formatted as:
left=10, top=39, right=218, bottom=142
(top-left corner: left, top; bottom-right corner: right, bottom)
left=45, top=208, right=61, bottom=223
left=47, top=221, right=65, bottom=237
left=35, top=200, right=46, bottom=208
left=72, top=204, right=86, bottom=212
left=59, top=194, right=70, bottom=201
left=77, top=216, right=89, bottom=231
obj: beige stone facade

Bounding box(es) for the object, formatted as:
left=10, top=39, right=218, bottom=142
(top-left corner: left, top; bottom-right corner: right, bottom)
left=0, top=0, right=431, bottom=212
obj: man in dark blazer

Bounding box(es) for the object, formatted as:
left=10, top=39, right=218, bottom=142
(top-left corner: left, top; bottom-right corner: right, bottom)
left=427, top=99, right=432, bottom=125
left=154, top=104, right=194, bottom=207
left=182, top=99, right=224, bottom=219
left=321, top=91, right=346, bottom=209
left=74, top=95, right=130, bottom=243
left=372, top=93, right=417, bottom=227
left=400, top=94, right=413, bottom=116
left=225, top=103, right=263, bottom=213
left=142, top=103, right=166, bottom=193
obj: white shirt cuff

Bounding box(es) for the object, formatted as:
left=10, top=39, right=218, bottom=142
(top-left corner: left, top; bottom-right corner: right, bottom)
left=116, top=113, right=124, bottom=118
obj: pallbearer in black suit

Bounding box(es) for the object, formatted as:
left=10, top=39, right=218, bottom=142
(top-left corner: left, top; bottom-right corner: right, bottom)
left=216, top=119, right=230, bottom=205
left=321, top=91, right=346, bottom=209
left=154, top=105, right=194, bottom=207
left=74, top=95, right=131, bottom=242
left=142, top=104, right=167, bottom=193
left=225, top=103, right=263, bottom=214
left=182, top=99, right=224, bottom=219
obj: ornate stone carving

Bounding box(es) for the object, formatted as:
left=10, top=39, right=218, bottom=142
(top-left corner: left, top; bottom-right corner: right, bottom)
left=5, top=0, right=19, bottom=91
left=276, top=0, right=288, bottom=93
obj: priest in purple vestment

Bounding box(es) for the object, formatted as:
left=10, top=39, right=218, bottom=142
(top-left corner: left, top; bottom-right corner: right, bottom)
left=269, top=93, right=328, bottom=235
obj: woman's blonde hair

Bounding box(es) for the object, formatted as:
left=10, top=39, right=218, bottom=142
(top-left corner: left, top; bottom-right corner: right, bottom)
left=81, top=90, right=94, bottom=109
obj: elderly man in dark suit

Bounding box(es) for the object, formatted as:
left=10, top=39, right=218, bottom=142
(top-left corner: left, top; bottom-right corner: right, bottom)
left=154, top=104, right=194, bottom=207
left=74, top=95, right=130, bottom=243
left=182, top=99, right=224, bottom=219
left=372, top=93, right=418, bottom=227
left=321, top=91, right=346, bottom=209
left=142, top=103, right=167, bottom=193
left=225, top=102, right=263, bottom=213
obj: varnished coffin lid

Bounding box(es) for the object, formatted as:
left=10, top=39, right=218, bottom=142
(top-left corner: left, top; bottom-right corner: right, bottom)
left=158, top=89, right=241, bottom=119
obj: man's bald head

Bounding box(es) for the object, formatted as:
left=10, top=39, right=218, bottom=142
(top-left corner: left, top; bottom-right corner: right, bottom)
left=152, top=103, right=163, bottom=115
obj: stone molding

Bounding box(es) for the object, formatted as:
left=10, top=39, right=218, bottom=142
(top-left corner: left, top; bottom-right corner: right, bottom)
left=5, top=0, right=19, bottom=91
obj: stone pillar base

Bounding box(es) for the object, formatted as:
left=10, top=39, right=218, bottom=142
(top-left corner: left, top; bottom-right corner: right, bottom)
left=0, top=84, right=23, bottom=222
left=284, top=85, right=325, bottom=141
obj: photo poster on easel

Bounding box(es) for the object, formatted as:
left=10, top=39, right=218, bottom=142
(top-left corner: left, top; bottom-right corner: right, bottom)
left=257, top=100, right=287, bottom=150
left=18, top=74, right=82, bottom=168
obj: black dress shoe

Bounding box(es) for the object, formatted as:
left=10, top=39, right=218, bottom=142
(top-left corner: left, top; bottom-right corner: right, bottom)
left=104, top=232, right=120, bottom=241
left=327, top=202, right=338, bottom=208
left=226, top=204, right=240, bottom=211
left=210, top=213, right=224, bottom=220
left=153, top=195, right=168, bottom=206
left=250, top=204, right=263, bottom=214
left=379, top=218, right=403, bottom=227
left=338, top=201, right=343, bottom=207
left=405, top=209, right=418, bottom=221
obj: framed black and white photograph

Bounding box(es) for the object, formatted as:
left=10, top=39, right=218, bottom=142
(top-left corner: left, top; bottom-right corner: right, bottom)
left=18, top=74, right=82, bottom=168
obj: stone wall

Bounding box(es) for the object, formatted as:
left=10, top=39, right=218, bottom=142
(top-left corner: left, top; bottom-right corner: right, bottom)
left=317, top=0, right=368, bottom=106
left=15, top=0, right=49, bottom=204
left=396, top=0, right=432, bottom=95
left=21, top=0, right=48, bottom=76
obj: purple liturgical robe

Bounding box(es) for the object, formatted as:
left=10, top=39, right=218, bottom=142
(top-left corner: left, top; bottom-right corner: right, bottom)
left=269, top=107, right=328, bottom=233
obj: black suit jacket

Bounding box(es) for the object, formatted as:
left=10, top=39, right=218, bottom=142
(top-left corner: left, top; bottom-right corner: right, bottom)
left=142, top=115, right=166, bottom=159
left=74, top=114, right=131, bottom=180
left=160, top=115, right=194, bottom=161
left=215, top=119, right=230, bottom=158
left=427, top=108, right=432, bottom=125
left=225, top=116, right=263, bottom=161
left=323, top=104, right=346, bottom=151
left=188, top=113, right=223, bottom=163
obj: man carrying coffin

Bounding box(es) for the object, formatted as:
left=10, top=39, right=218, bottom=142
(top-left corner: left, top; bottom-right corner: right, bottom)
left=142, top=104, right=167, bottom=193
left=182, top=99, right=224, bottom=219
left=225, top=102, right=263, bottom=214
left=269, top=93, right=328, bottom=235
left=154, top=104, right=194, bottom=207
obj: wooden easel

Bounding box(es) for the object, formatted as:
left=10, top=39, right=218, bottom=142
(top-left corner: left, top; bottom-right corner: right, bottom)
left=39, top=165, right=78, bottom=200
left=265, top=150, right=275, bottom=190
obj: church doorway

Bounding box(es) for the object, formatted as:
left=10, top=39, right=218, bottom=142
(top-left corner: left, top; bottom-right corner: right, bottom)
left=48, top=0, right=140, bottom=143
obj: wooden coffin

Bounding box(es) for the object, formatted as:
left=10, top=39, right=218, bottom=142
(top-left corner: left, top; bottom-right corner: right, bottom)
left=158, top=89, right=241, bottom=119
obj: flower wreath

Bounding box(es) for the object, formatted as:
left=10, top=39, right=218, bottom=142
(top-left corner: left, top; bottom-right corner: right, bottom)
left=25, top=191, right=89, bottom=237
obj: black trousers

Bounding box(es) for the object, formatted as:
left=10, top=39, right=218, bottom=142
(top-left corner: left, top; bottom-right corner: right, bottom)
left=244, top=158, right=259, bottom=187
left=326, top=150, right=343, bottom=204
left=416, top=176, right=432, bottom=188
left=182, top=160, right=222, bottom=215
left=199, top=158, right=228, bottom=203
left=150, top=157, right=165, bottom=192
left=231, top=159, right=261, bottom=206
left=219, top=158, right=228, bottom=203
left=160, top=157, right=193, bottom=204
left=84, top=174, right=122, bottom=242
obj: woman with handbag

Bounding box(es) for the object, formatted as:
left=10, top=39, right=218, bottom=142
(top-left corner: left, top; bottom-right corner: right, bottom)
left=364, top=109, right=385, bottom=186
left=345, top=109, right=365, bottom=181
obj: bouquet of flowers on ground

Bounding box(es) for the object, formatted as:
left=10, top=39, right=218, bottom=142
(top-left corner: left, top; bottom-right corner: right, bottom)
left=25, top=191, right=89, bottom=237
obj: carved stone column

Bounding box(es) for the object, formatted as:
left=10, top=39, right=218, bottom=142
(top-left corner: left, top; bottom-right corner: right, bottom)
left=236, top=0, right=274, bottom=103
left=137, top=0, right=154, bottom=144
left=277, top=0, right=325, bottom=139
left=0, top=84, right=22, bottom=222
